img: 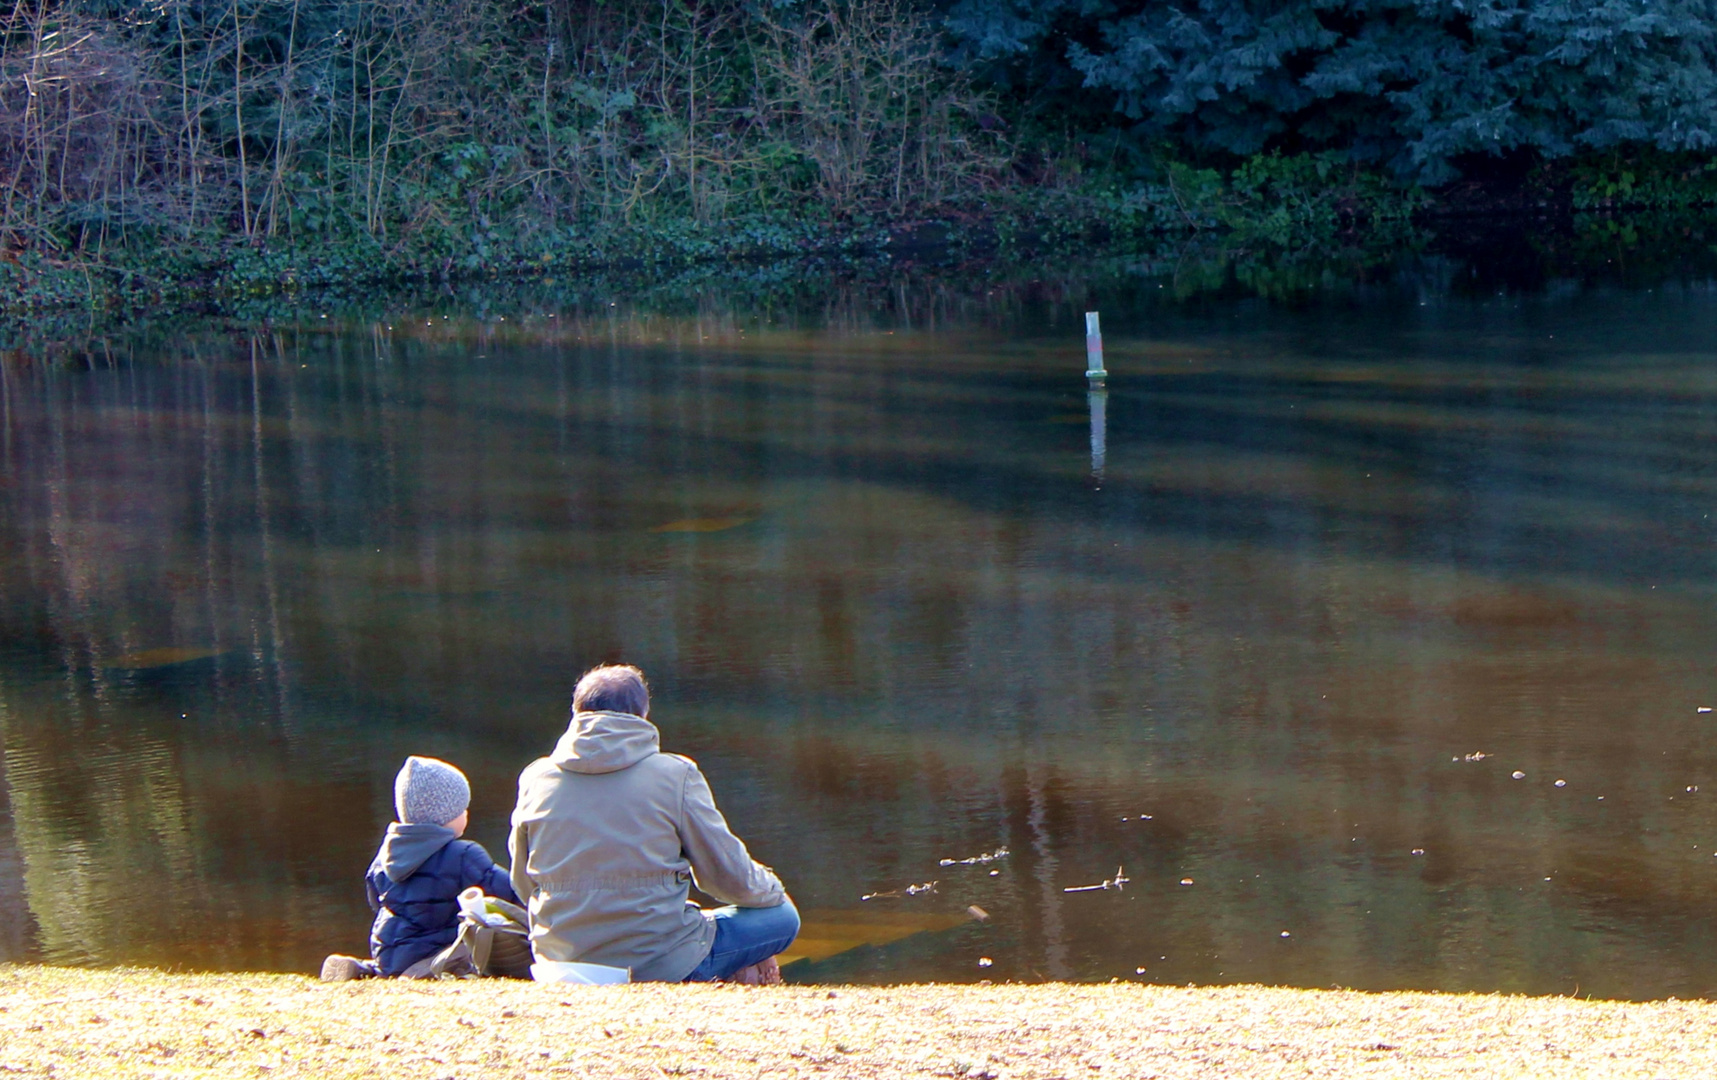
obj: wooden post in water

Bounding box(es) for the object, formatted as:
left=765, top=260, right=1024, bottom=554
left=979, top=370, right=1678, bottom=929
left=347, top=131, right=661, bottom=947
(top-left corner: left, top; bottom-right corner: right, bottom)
left=1085, top=311, right=1107, bottom=383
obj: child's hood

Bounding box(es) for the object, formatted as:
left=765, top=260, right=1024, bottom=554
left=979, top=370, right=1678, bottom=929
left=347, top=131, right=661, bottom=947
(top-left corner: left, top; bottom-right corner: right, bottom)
left=376, top=821, right=459, bottom=882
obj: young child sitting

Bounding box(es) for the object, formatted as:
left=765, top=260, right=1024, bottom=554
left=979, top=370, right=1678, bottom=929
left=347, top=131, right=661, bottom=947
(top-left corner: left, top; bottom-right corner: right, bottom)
left=320, top=755, right=519, bottom=980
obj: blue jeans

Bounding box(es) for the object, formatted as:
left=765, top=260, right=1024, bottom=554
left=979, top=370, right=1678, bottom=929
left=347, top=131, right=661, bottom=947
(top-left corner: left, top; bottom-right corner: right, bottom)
left=682, top=899, right=800, bottom=982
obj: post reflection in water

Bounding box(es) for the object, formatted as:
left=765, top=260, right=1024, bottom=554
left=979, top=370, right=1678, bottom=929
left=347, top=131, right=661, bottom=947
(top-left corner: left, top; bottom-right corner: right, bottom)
left=1088, top=388, right=1108, bottom=481
left=0, top=284, right=1715, bottom=996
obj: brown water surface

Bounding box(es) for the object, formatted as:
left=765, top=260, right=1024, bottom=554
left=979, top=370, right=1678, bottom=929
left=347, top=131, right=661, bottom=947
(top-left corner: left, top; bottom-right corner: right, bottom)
left=1, top=283, right=1715, bottom=995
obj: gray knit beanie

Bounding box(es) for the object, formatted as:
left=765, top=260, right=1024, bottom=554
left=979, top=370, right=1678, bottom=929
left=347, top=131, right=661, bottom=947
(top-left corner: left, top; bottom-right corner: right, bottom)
left=394, top=756, right=471, bottom=825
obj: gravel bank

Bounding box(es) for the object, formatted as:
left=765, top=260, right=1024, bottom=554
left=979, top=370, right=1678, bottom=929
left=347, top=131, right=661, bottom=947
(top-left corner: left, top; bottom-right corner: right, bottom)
left=1, top=965, right=1712, bottom=1078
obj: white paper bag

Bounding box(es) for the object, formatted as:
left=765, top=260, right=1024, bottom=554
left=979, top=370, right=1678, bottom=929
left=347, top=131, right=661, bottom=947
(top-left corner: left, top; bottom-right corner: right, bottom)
left=530, top=960, right=631, bottom=985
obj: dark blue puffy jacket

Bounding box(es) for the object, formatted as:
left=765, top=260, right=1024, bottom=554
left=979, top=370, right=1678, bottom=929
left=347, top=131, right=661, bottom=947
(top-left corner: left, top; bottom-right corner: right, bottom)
left=365, top=822, right=520, bottom=975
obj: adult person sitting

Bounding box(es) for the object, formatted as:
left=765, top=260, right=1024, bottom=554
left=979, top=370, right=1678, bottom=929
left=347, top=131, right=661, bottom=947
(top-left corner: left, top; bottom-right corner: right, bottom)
left=509, top=663, right=798, bottom=983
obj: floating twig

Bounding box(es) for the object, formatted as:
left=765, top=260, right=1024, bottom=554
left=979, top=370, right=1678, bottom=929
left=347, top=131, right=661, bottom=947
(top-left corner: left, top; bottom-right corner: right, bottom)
left=1064, top=865, right=1129, bottom=893
left=938, top=846, right=1010, bottom=867
left=861, top=881, right=938, bottom=901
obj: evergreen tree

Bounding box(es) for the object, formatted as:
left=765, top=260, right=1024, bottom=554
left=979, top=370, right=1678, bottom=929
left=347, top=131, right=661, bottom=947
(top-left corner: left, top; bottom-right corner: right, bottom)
left=946, top=0, right=1717, bottom=181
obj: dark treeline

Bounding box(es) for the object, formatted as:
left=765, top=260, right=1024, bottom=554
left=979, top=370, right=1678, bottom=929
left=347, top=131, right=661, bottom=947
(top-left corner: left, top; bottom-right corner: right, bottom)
left=3, top=0, right=1717, bottom=302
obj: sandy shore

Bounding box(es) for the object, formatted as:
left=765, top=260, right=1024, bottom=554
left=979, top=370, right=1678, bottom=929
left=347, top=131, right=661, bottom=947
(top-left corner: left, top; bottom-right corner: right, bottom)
left=1, top=965, right=1712, bottom=1078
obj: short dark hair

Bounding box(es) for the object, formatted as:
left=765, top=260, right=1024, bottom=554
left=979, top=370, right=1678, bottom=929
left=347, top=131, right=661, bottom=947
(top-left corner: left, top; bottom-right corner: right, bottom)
left=571, top=664, right=650, bottom=717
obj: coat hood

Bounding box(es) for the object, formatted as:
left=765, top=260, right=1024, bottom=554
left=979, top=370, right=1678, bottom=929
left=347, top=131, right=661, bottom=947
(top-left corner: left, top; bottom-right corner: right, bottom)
left=376, top=821, right=458, bottom=882
left=551, top=710, right=660, bottom=774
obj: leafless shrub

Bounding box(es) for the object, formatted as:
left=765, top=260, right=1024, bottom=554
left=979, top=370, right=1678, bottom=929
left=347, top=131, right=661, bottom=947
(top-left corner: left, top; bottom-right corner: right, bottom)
left=758, top=0, right=1003, bottom=213
left=0, top=6, right=180, bottom=250
left=0, top=0, right=1003, bottom=256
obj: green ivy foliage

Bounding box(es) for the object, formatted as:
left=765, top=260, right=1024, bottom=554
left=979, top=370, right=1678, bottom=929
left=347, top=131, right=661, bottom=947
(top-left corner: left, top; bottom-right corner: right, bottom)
left=1566, top=148, right=1717, bottom=209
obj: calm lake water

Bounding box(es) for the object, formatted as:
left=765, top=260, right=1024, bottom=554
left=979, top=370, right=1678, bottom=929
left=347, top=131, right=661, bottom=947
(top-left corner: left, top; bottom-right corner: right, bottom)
left=2, top=275, right=1715, bottom=997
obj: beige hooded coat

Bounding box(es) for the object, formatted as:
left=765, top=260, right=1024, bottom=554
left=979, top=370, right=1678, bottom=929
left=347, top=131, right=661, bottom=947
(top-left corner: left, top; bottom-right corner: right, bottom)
left=508, top=710, right=787, bottom=982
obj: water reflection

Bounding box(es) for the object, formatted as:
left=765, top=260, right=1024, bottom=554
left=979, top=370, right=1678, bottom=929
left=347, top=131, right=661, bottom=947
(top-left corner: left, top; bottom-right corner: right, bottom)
left=0, top=283, right=1715, bottom=996
left=1088, top=389, right=1108, bottom=480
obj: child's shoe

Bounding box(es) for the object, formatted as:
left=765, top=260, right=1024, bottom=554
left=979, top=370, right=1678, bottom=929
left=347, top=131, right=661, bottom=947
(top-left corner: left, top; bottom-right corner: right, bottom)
left=319, top=954, right=376, bottom=982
